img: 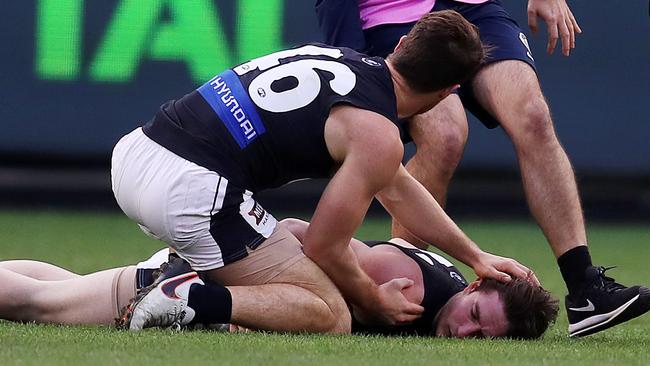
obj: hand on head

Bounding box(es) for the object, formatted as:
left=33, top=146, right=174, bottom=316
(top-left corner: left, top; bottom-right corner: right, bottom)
left=472, top=251, right=541, bottom=287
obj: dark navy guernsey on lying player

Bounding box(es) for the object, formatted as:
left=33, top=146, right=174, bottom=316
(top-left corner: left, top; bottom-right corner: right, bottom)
left=143, top=43, right=398, bottom=191
left=355, top=241, right=468, bottom=335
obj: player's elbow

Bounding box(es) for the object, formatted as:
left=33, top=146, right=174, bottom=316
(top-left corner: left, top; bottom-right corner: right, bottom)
left=302, top=241, right=331, bottom=264
left=379, top=126, right=404, bottom=167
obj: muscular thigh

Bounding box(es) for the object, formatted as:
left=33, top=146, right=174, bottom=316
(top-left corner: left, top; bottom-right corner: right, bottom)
left=432, top=0, right=537, bottom=129
left=206, top=225, right=305, bottom=286
left=408, top=94, right=467, bottom=148
left=206, top=225, right=344, bottom=305
left=0, top=260, right=80, bottom=281
left=471, top=60, right=547, bottom=133
left=268, top=257, right=344, bottom=309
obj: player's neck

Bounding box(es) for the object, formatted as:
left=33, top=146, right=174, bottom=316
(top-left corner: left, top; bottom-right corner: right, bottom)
left=385, top=59, right=443, bottom=119
left=385, top=59, right=413, bottom=119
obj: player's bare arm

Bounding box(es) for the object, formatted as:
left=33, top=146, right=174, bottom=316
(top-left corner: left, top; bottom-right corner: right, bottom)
left=302, top=105, right=424, bottom=326
left=376, top=164, right=540, bottom=286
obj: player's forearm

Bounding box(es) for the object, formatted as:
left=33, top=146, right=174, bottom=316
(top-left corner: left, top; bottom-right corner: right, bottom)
left=303, top=143, right=397, bottom=309
left=303, top=242, right=380, bottom=311
left=292, top=233, right=384, bottom=311
left=302, top=196, right=376, bottom=313
left=377, top=167, right=482, bottom=267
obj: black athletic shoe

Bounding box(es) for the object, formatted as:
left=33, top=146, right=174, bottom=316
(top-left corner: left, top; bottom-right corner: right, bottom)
left=566, top=266, right=650, bottom=337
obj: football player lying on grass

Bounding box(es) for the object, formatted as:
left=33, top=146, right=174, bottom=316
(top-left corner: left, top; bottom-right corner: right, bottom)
left=0, top=218, right=557, bottom=339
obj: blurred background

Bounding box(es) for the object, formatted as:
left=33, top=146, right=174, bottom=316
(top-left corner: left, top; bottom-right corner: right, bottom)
left=0, top=0, right=648, bottom=220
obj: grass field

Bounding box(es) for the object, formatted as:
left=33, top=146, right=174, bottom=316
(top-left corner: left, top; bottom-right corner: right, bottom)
left=1, top=210, right=649, bottom=365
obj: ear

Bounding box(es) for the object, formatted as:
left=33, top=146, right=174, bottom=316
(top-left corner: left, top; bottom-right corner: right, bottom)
left=464, top=279, right=483, bottom=293
left=441, top=84, right=460, bottom=98
left=393, top=35, right=408, bottom=53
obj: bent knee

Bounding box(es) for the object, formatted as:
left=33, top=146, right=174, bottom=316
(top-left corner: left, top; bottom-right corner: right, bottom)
left=411, top=116, right=467, bottom=168
left=507, top=97, right=557, bottom=146
left=301, top=283, right=351, bottom=334
left=272, top=257, right=352, bottom=334
left=308, top=300, right=351, bottom=335
left=322, top=294, right=352, bottom=334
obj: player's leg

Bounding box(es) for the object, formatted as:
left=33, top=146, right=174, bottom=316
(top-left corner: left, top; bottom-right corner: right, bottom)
left=0, top=266, right=136, bottom=325
left=126, top=226, right=351, bottom=334
left=451, top=0, right=595, bottom=315
left=449, top=0, right=586, bottom=262
left=472, top=60, right=585, bottom=257
left=472, top=60, right=650, bottom=336
left=113, top=129, right=350, bottom=334
left=201, top=224, right=351, bottom=334
left=217, top=259, right=351, bottom=333
left=444, top=0, right=650, bottom=335
left=391, top=94, right=468, bottom=247
left=0, top=260, right=81, bottom=281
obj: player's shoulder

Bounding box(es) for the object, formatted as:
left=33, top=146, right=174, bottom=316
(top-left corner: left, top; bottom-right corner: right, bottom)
left=295, top=42, right=388, bottom=73
left=389, top=240, right=461, bottom=273
left=325, top=104, right=402, bottom=162
left=387, top=238, right=419, bottom=249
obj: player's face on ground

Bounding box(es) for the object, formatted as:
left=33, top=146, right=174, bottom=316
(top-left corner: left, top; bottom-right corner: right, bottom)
left=434, top=283, right=509, bottom=338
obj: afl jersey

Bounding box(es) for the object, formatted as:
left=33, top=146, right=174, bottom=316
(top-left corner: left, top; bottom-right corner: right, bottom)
left=142, top=43, right=398, bottom=191
left=354, top=241, right=468, bottom=335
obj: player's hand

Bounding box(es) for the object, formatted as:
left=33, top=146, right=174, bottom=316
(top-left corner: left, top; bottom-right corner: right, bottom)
left=373, top=278, right=425, bottom=326
left=527, top=0, right=582, bottom=56
left=473, top=251, right=541, bottom=286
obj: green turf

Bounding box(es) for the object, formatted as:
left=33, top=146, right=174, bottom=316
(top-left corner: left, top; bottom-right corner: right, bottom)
left=1, top=210, right=649, bottom=365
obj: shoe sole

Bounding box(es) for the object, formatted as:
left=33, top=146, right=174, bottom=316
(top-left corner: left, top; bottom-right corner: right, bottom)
left=569, top=294, right=650, bottom=337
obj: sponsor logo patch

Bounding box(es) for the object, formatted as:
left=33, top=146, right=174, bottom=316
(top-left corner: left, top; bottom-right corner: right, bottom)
left=198, top=69, right=266, bottom=149
left=362, top=57, right=382, bottom=67
left=248, top=201, right=266, bottom=226
left=519, top=32, right=534, bottom=61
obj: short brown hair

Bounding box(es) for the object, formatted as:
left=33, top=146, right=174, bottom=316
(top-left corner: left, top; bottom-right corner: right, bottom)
left=478, top=278, right=559, bottom=339
left=387, top=10, right=486, bottom=92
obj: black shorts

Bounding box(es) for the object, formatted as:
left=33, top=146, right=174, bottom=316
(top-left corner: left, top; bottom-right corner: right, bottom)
left=363, top=0, right=537, bottom=130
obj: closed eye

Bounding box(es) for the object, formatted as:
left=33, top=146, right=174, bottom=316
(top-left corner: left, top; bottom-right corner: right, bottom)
left=472, top=302, right=485, bottom=338
left=471, top=302, right=478, bottom=321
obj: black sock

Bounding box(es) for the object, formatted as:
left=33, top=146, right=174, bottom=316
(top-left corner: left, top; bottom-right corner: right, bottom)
left=187, top=282, right=232, bottom=325
left=558, top=245, right=593, bottom=295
